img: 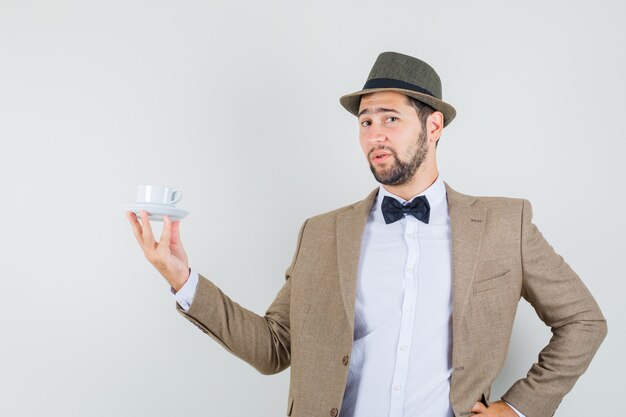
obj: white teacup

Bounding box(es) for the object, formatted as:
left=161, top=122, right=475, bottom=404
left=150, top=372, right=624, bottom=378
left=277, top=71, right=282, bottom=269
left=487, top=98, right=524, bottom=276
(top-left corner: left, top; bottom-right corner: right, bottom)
left=137, top=185, right=182, bottom=206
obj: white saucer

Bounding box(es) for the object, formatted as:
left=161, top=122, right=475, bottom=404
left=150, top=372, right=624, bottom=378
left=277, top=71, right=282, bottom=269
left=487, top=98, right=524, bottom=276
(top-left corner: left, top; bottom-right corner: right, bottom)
left=124, top=202, right=189, bottom=222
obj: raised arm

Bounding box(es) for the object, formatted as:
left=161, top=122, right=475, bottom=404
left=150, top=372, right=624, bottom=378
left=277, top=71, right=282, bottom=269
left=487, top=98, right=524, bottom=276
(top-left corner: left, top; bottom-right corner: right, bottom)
left=174, top=219, right=309, bottom=375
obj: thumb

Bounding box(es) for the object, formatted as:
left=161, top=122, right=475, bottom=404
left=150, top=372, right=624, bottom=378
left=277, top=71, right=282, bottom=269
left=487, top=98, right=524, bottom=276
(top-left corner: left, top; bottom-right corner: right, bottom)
left=471, top=402, right=486, bottom=413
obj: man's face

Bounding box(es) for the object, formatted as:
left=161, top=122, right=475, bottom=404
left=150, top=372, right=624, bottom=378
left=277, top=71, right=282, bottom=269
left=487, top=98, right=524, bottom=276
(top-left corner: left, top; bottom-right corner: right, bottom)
left=358, top=91, right=429, bottom=186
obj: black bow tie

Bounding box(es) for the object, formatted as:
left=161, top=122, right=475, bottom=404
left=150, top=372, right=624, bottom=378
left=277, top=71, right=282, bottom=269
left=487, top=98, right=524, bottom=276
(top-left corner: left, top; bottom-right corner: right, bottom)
left=381, top=195, right=430, bottom=225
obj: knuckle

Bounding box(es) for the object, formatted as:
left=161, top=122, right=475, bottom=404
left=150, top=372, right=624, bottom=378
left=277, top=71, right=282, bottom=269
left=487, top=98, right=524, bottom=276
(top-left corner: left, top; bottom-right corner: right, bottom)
left=152, top=254, right=166, bottom=268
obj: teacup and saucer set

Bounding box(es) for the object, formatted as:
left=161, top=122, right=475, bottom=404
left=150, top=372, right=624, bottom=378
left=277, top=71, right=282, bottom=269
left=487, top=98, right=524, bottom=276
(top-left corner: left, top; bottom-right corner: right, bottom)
left=124, top=184, right=189, bottom=222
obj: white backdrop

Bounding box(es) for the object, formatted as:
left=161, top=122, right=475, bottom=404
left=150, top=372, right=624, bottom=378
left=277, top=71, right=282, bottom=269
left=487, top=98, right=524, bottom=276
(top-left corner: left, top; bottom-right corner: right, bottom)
left=1, top=1, right=623, bottom=416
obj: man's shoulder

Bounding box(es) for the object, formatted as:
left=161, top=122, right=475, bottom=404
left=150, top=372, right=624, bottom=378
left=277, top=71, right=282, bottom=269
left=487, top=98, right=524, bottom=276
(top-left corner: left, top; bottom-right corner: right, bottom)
left=445, top=182, right=528, bottom=213
left=472, top=193, right=526, bottom=211
left=300, top=183, right=533, bottom=228
left=305, top=187, right=379, bottom=226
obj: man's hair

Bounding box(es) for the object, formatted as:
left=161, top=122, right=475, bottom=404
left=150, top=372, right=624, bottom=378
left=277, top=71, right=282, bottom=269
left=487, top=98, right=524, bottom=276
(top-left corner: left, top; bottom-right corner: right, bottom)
left=405, top=96, right=439, bottom=148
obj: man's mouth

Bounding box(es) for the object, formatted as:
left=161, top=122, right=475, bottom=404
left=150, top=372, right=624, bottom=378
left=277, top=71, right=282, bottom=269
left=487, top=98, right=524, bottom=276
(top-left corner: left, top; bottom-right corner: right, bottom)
left=371, top=151, right=392, bottom=163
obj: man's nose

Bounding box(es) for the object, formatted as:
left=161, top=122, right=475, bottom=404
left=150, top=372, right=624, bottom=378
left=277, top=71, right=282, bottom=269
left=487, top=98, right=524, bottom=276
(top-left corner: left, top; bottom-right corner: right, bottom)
left=365, top=123, right=386, bottom=143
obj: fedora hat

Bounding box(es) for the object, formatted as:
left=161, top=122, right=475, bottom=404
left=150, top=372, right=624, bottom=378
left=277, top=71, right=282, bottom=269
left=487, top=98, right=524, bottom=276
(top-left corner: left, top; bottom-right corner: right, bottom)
left=340, top=51, right=456, bottom=127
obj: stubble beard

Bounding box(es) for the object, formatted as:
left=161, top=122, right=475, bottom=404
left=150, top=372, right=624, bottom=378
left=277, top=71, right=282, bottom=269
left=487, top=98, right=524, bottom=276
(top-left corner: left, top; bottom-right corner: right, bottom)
left=369, top=129, right=429, bottom=186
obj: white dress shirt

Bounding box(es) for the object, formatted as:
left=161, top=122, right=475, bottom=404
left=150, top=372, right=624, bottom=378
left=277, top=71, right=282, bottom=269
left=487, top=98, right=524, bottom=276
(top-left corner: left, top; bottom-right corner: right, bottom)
left=172, top=175, right=524, bottom=417
left=340, top=175, right=454, bottom=417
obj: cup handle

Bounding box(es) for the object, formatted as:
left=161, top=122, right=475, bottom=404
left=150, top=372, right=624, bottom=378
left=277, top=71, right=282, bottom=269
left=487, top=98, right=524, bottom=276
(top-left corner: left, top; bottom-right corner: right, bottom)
left=170, top=189, right=182, bottom=205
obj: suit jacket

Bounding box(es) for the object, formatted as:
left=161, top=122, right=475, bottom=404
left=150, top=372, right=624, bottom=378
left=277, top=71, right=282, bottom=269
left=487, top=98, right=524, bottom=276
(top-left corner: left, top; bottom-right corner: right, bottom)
left=175, top=182, right=607, bottom=417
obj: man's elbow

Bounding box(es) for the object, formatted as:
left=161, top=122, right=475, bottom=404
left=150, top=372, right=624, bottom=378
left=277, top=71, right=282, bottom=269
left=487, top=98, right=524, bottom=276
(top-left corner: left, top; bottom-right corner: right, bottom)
left=255, top=360, right=291, bottom=376
left=575, top=317, right=608, bottom=353
left=591, top=318, right=608, bottom=345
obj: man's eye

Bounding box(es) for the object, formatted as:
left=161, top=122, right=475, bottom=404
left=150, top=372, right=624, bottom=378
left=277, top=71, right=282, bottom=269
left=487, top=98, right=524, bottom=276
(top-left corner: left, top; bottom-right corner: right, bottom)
left=386, top=116, right=398, bottom=123
left=360, top=120, right=371, bottom=127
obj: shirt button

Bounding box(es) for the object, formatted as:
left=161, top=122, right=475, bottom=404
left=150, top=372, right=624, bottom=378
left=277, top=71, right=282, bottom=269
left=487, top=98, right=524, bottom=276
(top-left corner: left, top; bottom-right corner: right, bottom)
left=400, top=344, right=408, bottom=351
left=342, top=354, right=349, bottom=366
left=394, top=385, right=402, bottom=391
left=406, top=267, right=413, bottom=274
left=330, top=408, right=338, bottom=417
left=404, top=305, right=412, bottom=312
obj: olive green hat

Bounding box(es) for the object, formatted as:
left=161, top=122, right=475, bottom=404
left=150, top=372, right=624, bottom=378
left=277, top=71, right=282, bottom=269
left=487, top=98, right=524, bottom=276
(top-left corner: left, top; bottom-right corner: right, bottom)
left=340, top=51, right=456, bottom=127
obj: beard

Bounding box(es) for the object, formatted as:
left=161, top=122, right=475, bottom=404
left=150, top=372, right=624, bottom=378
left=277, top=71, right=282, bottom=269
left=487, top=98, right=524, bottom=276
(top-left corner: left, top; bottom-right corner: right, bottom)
left=368, top=128, right=429, bottom=186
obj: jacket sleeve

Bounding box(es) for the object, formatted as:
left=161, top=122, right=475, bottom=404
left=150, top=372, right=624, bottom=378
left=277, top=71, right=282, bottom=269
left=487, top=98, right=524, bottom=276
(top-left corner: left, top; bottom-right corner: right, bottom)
left=174, top=218, right=309, bottom=375
left=501, top=199, right=607, bottom=417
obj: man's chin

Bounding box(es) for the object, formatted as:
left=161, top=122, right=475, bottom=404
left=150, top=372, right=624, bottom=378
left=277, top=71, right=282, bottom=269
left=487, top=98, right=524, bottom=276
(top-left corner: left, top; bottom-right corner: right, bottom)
left=370, top=166, right=410, bottom=186
left=371, top=165, right=394, bottom=181
left=372, top=172, right=402, bottom=186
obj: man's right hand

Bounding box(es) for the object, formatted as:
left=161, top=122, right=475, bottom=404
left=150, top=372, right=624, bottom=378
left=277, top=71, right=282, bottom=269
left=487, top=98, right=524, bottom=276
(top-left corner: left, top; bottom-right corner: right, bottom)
left=126, top=210, right=190, bottom=292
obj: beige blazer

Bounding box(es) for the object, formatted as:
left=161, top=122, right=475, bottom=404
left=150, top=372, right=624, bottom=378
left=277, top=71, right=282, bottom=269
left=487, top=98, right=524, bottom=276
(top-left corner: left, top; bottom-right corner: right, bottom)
left=176, top=182, right=607, bottom=417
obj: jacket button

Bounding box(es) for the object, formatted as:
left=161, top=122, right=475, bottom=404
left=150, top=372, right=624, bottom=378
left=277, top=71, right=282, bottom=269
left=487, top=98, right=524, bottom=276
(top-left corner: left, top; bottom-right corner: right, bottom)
left=342, top=355, right=349, bottom=366
left=330, top=408, right=338, bottom=417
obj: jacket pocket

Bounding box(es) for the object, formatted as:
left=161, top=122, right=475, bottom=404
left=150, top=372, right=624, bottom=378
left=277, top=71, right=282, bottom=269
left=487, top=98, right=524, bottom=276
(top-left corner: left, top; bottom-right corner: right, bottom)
left=473, top=260, right=512, bottom=294
left=297, top=303, right=311, bottom=346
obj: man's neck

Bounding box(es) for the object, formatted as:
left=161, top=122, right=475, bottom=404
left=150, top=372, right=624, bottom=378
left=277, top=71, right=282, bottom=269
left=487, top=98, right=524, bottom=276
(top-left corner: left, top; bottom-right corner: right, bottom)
left=381, top=169, right=439, bottom=201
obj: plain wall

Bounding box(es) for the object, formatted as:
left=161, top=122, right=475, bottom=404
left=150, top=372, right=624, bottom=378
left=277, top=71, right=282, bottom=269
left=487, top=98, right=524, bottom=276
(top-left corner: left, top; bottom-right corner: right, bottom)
left=1, top=0, right=624, bottom=415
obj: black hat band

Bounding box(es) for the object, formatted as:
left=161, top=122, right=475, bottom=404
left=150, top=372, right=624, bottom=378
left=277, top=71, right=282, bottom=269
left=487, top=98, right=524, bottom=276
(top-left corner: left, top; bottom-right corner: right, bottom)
left=362, top=78, right=436, bottom=98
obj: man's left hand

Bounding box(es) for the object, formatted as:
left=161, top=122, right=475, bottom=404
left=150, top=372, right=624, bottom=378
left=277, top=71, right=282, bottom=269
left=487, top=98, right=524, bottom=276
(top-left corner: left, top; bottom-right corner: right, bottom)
left=471, top=400, right=518, bottom=416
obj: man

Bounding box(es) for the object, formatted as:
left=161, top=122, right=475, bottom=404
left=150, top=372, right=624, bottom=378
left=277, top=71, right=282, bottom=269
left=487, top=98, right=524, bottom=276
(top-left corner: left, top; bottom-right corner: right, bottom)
left=127, top=52, right=607, bottom=417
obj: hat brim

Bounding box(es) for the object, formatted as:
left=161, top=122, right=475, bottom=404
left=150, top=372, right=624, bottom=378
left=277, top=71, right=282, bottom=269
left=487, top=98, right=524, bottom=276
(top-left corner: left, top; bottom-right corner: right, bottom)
left=339, top=88, right=456, bottom=127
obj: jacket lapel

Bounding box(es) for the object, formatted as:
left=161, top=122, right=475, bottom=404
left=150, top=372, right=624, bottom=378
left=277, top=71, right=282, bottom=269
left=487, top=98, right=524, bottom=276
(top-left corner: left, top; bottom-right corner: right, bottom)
left=336, top=187, right=378, bottom=334
left=445, top=182, right=486, bottom=341
left=335, top=182, right=486, bottom=337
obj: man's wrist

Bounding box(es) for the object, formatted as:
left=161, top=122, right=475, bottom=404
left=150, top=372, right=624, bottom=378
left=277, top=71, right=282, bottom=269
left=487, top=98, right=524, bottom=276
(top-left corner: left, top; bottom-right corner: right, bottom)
left=503, top=401, right=525, bottom=417
left=171, top=269, right=199, bottom=311
left=172, top=267, right=191, bottom=293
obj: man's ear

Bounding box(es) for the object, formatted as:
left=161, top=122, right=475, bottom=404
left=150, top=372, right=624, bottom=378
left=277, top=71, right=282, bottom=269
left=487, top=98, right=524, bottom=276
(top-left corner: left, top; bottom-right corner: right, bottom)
left=428, top=111, right=444, bottom=143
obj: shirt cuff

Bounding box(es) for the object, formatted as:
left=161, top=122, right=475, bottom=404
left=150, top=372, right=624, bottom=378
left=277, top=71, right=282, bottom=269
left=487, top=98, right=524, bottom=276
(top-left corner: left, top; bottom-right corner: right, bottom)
left=170, top=269, right=199, bottom=312
left=504, top=401, right=526, bottom=417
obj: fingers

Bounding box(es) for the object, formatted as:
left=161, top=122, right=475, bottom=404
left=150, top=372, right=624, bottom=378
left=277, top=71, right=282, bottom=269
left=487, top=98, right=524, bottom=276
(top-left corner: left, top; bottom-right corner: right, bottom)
left=139, top=210, right=156, bottom=248
left=127, top=211, right=181, bottom=262
left=127, top=209, right=157, bottom=257
left=159, top=215, right=172, bottom=251
left=170, top=219, right=181, bottom=244
left=471, top=402, right=487, bottom=414
left=171, top=217, right=180, bottom=231
left=126, top=211, right=144, bottom=245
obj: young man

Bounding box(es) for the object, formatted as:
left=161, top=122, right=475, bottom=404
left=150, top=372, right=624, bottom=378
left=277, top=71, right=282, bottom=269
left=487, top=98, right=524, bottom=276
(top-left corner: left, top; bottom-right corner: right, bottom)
left=127, top=51, right=606, bottom=417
